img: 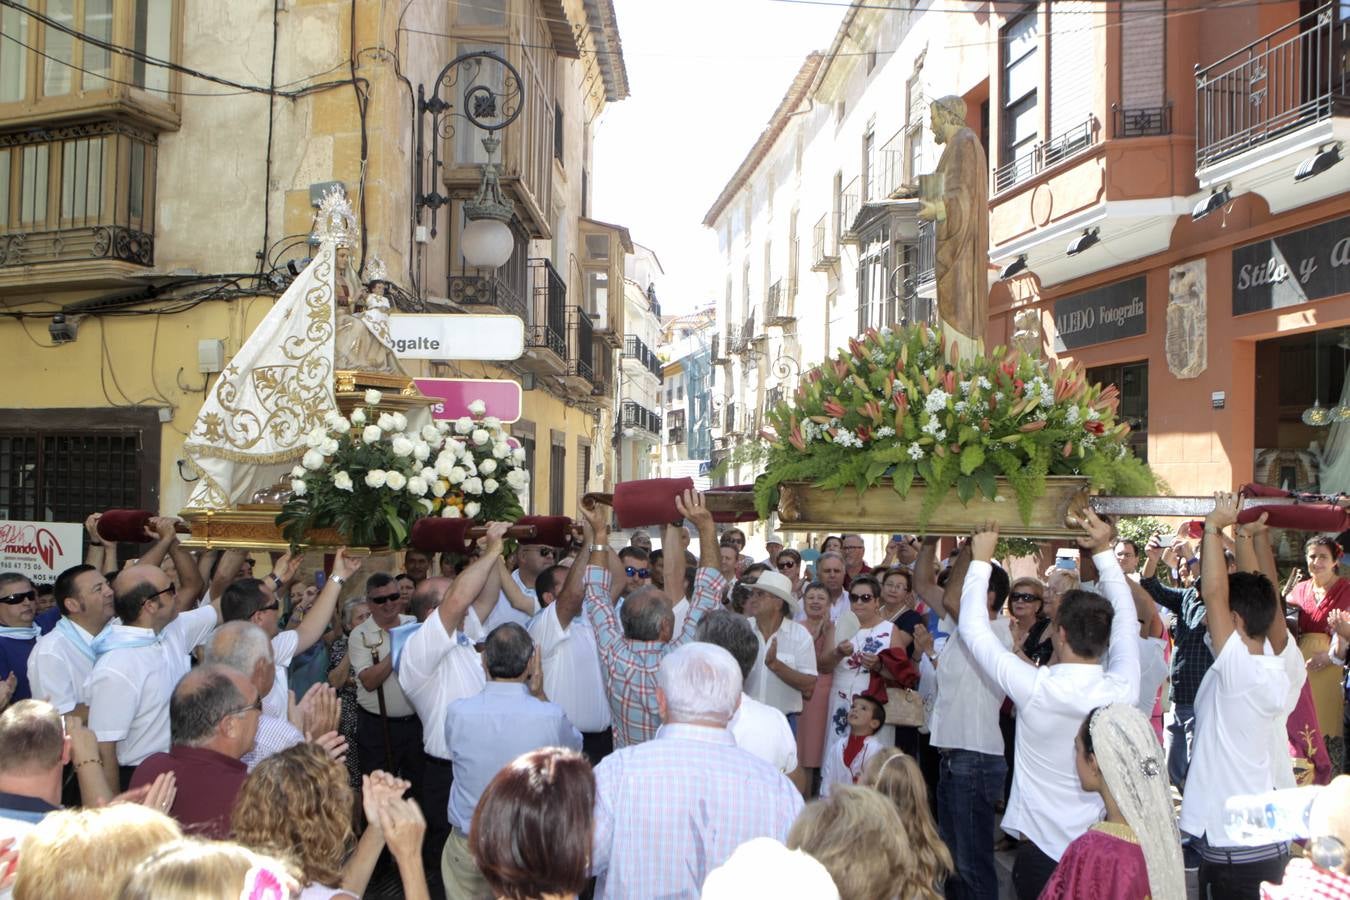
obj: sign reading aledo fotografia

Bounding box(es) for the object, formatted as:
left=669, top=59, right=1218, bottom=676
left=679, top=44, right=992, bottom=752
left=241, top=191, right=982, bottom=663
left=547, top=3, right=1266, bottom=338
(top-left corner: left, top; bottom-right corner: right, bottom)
left=1231, top=215, right=1350, bottom=316
left=1052, top=275, right=1147, bottom=352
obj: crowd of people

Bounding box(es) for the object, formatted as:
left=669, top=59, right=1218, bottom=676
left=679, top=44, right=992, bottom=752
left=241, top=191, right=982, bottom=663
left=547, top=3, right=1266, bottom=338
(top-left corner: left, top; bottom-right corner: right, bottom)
left=1, top=488, right=1349, bottom=899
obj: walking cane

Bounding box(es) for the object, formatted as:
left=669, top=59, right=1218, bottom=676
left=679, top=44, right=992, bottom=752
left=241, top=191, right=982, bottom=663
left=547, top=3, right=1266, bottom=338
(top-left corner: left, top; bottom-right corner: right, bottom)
left=361, top=630, right=395, bottom=772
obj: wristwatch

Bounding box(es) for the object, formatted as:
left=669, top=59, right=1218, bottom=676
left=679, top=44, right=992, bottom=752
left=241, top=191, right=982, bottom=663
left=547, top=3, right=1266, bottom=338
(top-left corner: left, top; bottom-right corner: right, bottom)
left=329, top=574, right=347, bottom=587
left=590, top=544, right=609, bottom=553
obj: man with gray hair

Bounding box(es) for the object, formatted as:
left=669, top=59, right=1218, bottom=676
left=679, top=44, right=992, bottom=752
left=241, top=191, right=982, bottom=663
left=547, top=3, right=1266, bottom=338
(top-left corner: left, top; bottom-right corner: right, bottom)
left=129, top=663, right=260, bottom=838
left=589, top=642, right=804, bottom=898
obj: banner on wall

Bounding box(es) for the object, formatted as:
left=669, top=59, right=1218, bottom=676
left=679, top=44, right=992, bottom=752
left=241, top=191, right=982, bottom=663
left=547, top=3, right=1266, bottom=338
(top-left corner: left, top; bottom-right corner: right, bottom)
left=0, top=520, right=83, bottom=584
left=1052, top=275, right=1148, bottom=352
left=1232, top=215, right=1350, bottom=315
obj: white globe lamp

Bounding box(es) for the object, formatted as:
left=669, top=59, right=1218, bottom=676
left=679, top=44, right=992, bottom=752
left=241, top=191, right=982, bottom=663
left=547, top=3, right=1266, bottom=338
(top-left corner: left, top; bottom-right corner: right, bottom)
left=461, top=216, right=514, bottom=269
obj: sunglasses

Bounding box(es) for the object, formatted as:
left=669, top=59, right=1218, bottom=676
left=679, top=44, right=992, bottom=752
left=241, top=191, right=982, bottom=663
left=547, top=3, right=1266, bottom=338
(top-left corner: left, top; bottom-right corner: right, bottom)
left=524, top=546, right=556, bottom=557
left=143, top=585, right=176, bottom=604
left=256, top=600, right=281, bottom=613
left=777, top=560, right=798, bottom=569
left=625, top=567, right=650, bottom=579
left=368, top=592, right=401, bottom=605
left=1009, top=592, right=1044, bottom=604
left=843, top=545, right=865, bottom=551
left=849, top=592, right=876, bottom=603
left=0, top=589, right=36, bottom=605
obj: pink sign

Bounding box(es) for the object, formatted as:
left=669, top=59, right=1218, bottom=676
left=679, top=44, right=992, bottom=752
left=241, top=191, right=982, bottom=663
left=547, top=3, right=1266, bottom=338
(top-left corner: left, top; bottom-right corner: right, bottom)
left=414, top=377, right=523, bottom=423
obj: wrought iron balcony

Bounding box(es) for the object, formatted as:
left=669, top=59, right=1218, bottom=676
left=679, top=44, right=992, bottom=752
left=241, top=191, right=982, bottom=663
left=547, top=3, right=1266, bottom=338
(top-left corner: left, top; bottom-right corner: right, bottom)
left=812, top=212, right=839, bottom=270
left=623, top=334, right=663, bottom=377
left=741, top=313, right=760, bottom=349
left=766, top=385, right=785, bottom=409
left=993, top=116, right=1099, bottom=193
left=839, top=176, right=861, bottom=243
left=914, top=219, right=936, bottom=287
left=1113, top=103, right=1173, bottom=138
left=526, top=258, right=567, bottom=361
left=727, top=325, right=746, bottom=354
left=448, top=271, right=527, bottom=320
left=591, top=335, right=613, bottom=402
left=1195, top=3, right=1349, bottom=169
left=565, top=305, right=594, bottom=383
left=667, top=426, right=686, bottom=445
left=877, top=129, right=909, bottom=199
left=622, top=400, right=662, bottom=435
left=765, top=279, right=794, bottom=325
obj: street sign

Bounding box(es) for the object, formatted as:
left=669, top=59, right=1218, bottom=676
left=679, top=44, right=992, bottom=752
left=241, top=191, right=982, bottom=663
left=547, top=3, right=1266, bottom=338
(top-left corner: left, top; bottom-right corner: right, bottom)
left=415, top=377, right=523, bottom=423
left=388, top=314, right=524, bottom=361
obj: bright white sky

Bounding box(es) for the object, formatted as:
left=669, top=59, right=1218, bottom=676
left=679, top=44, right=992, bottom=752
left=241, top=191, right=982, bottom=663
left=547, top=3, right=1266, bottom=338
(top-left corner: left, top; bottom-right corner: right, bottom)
left=591, top=0, right=844, bottom=317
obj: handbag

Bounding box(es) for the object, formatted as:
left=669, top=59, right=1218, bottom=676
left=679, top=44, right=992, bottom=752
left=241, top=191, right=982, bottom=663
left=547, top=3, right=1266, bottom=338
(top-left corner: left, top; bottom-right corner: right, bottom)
left=884, top=686, right=925, bottom=727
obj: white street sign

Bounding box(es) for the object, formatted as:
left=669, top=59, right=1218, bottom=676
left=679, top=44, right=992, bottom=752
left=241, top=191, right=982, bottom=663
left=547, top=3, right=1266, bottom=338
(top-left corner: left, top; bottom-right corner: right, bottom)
left=388, top=314, right=524, bottom=361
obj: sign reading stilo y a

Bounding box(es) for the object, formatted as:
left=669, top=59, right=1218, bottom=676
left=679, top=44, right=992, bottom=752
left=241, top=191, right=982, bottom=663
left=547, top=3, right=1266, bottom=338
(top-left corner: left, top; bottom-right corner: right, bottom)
left=0, top=520, right=83, bottom=583
left=1231, top=215, right=1350, bottom=315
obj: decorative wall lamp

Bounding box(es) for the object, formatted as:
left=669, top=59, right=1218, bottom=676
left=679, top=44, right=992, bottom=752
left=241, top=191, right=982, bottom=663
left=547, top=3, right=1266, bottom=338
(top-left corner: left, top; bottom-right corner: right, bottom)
left=413, top=51, right=524, bottom=268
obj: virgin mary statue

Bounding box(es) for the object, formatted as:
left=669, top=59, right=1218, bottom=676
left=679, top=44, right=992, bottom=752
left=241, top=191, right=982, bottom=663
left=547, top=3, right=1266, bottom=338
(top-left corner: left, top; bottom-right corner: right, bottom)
left=182, top=188, right=357, bottom=509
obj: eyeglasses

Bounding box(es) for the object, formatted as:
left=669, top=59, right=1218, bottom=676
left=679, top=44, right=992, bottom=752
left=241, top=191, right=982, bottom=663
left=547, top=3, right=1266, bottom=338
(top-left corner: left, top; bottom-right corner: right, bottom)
left=777, top=560, right=798, bottom=569
left=225, top=696, right=264, bottom=719
left=143, top=585, right=176, bottom=604
left=0, top=589, right=36, bottom=605
left=625, top=567, right=650, bottom=579
left=843, top=544, right=865, bottom=551
left=1009, top=592, right=1044, bottom=604
left=849, top=592, right=876, bottom=603
left=368, top=592, right=401, bottom=605
left=256, top=600, right=281, bottom=613
left=524, top=546, right=556, bottom=557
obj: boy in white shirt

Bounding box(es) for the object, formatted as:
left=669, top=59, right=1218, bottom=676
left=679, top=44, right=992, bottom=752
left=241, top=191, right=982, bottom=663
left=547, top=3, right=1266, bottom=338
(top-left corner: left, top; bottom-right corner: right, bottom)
left=820, top=687, right=887, bottom=796
left=1179, top=494, right=1304, bottom=900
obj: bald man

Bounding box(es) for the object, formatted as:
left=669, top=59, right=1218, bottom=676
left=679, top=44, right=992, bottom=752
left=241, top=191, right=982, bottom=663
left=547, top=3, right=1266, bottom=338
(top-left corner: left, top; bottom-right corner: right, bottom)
left=86, top=564, right=220, bottom=791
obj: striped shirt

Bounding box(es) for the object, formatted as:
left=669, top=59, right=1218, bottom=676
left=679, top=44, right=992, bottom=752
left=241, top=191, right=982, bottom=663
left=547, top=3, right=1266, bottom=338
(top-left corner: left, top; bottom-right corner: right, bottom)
left=584, top=565, right=724, bottom=748
left=591, top=723, right=804, bottom=898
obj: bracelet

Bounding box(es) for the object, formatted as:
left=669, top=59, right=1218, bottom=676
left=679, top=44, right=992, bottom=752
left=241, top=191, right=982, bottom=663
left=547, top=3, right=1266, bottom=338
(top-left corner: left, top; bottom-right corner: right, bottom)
left=74, top=759, right=101, bottom=769
left=590, top=544, right=609, bottom=553
left=269, top=573, right=283, bottom=588
left=330, top=574, right=347, bottom=587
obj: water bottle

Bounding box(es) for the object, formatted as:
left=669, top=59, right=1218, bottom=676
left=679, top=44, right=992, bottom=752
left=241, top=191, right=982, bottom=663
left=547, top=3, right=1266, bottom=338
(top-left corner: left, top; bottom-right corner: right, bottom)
left=1223, top=786, right=1323, bottom=844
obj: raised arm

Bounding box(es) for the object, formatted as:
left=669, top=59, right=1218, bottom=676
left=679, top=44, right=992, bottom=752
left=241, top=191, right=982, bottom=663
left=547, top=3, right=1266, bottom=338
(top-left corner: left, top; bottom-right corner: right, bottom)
left=209, top=549, right=247, bottom=603
left=663, top=523, right=685, bottom=601
left=1201, top=491, right=1238, bottom=651
left=168, top=531, right=205, bottom=611
left=440, top=524, right=509, bottom=635
left=959, top=523, right=1037, bottom=706
left=294, top=549, right=354, bottom=653
left=671, top=490, right=726, bottom=647
left=942, top=542, right=972, bottom=625
left=554, top=526, right=587, bottom=630
left=135, top=517, right=177, bottom=569
left=913, top=537, right=945, bottom=615
left=83, top=513, right=108, bottom=570
left=579, top=500, right=623, bottom=655
left=1075, top=509, right=1140, bottom=697
left=497, top=556, right=537, bottom=616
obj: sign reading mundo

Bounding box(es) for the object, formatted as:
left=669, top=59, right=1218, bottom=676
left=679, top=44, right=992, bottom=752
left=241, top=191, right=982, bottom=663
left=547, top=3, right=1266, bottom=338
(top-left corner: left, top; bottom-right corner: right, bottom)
left=1052, top=275, right=1147, bottom=352
left=0, top=520, right=83, bottom=583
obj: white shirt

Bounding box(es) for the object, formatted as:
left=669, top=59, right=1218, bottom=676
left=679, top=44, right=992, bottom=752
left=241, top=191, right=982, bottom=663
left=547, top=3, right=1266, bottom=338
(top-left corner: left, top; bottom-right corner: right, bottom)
left=958, top=553, right=1141, bottom=861
left=729, top=694, right=798, bottom=774
left=349, top=615, right=417, bottom=718
left=86, top=606, right=219, bottom=766
left=1137, top=635, right=1169, bottom=717
left=264, top=630, right=300, bottom=720
left=1180, top=630, right=1304, bottom=846
left=527, top=603, right=611, bottom=733
left=28, top=619, right=99, bottom=714
left=820, top=733, right=884, bottom=796
left=745, top=617, right=815, bottom=714
left=671, top=597, right=689, bottom=636
left=928, top=614, right=1010, bottom=755
left=498, top=568, right=541, bottom=614
left=396, top=613, right=485, bottom=759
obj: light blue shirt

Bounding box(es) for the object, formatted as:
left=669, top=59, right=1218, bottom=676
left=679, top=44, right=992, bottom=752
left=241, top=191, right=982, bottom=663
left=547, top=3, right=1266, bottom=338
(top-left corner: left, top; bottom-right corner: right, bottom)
left=444, top=681, right=581, bottom=831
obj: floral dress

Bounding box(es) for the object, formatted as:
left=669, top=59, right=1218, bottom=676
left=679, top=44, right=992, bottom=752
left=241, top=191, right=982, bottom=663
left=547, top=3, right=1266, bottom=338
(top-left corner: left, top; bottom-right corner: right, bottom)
left=327, top=636, right=361, bottom=789
left=829, top=619, right=896, bottom=746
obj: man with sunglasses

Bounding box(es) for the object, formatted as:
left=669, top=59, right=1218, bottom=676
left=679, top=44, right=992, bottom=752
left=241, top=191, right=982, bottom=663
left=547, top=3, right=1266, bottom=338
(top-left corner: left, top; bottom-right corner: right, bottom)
left=86, top=562, right=222, bottom=791
left=0, top=573, right=61, bottom=705
left=350, top=571, right=423, bottom=785
left=618, top=547, right=652, bottom=598
left=220, top=549, right=353, bottom=722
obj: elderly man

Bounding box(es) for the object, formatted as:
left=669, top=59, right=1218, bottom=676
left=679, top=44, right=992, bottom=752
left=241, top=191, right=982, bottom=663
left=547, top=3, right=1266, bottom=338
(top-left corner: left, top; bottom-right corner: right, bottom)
left=590, top=643, right=803, bottom=897
left=0, top=572, right=61, bottom=704
left=130, top=664, right=260, bottom=838
left=840, top=534, right=869, bottom=582
left=581, top=490, right=724, bottom=748
left=87, top=564, right=220, bottom=791
left=396, top=523, right=506, bottom=898
left=202, top=621, right=308, bottom=771
left=440, top=622, right=581, bottom=898
left=628, top=530, right=653, bottom=554
left=761, top=532, right=784, bottom=567
left=0, top=700, right=82, bottom=835
left=28, top=564, right=113, bottom=718
left=696, top=611, right=803, bottom=790
left=803, top=552, right=850, bottom=623
left=220, top=549, right=352, bottom=721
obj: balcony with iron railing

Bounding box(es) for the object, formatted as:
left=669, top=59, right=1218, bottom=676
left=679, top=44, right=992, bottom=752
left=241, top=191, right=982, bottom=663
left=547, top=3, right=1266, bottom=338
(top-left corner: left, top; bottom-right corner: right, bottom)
left=1195, top=3, right=1349, bottom=170
left=591, top=335, right=614, bottom=406
left=564, top=305, right=595, bottom=390
left=766, top=385, right=785, bottom=409
left=839, top=176, right=861, bottom=243
left=741, top=313, right=761, bottom=350
left=812, top=212, right=840, bottom=270
left=727, top=324, right=746, bottom=354
left=1113, top=102, right=1173, bottom=139
left=449, top=268, right=528, bottom=320
left=915, top=219, right=936, bottom=287
left=765, top=279, right=794, bottom=326
left=993, top=115, right=1100, bottom=194
left=523, top=258, right=567, bottom=370
left=623, top=334, right=663, bottom=378
left=622, top=400, right=662, bottom=436
left=876, top=129, right=909, bottom=200
left=667, top=426, right=686, bottom=445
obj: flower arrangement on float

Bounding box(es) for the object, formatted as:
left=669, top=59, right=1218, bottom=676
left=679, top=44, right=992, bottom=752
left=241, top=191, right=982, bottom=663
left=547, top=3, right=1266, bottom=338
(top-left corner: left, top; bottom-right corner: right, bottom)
left=276, top=391, right=528, bottom=548
left=751, top=324, right=1157, bottom=529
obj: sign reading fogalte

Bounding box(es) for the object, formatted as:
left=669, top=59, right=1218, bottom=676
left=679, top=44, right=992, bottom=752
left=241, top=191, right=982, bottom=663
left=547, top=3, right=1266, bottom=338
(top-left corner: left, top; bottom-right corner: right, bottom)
left=0, top=520, right=83, bottom=583
left=388, top=314, right=524, bottom=361
left=1052, top=275, right=1148, bottom=352
left=1231, top=215, right=1350, bottom=316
